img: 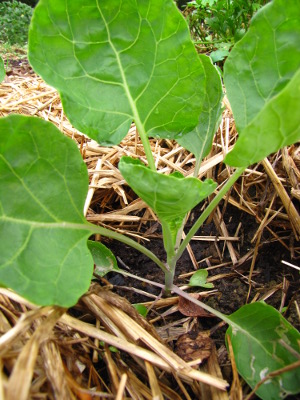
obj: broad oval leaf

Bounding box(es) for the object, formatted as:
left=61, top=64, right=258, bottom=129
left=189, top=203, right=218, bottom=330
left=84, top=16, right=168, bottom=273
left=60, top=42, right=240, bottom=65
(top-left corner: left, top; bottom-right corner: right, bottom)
left=224, top=0, right=300, bottom=166
left=87, top=240, right=119, bottom=277
left=0, top=56, right=5, bottom=83
left=119, top=156, right=217, bottom=247
left=227, top=302, right=300, bottom=399
left=28, top=0, right=206, bottom=145
left=178, top=54, right=223, bottom=163
left=0, top=115, right=93, bottom=307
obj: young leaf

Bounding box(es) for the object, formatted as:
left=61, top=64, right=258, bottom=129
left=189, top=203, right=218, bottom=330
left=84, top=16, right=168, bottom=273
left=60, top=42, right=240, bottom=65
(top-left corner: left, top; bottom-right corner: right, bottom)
left=189, top=269, right=214, bottom=288
left=28, top=0, right=206, bottom=146
left=177, top=54, right=223, bottom=165
left=0, top=115, right=93, bottom=307
left=210, top=49, right=230, bottom=63
left=133, top=304, right=148, bottom=318
left=0, top=56, right=5, bottom=83
left=87, top=240, right=119, bottom=277
left=119, top=156, right=217, bottom=250
left=227, top=302, right=300, bottom=399
left=224, top=0, right=300, bottom=166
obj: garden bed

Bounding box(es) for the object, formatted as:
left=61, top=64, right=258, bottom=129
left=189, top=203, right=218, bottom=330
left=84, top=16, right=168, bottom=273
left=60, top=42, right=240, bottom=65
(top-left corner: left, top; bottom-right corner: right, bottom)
left=0, top=56, right=299, bottom=399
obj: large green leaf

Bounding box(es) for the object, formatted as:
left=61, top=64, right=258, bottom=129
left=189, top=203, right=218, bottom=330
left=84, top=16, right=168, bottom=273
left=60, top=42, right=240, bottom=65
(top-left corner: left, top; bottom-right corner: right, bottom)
left=178, top=54, right=223, bottom=163
left=225, top=69, right=300, bottom=166
left=224, top=0, right=300, bottom=166
left=0, top=115, right=93, bottom=307
left=28, top=0, right=205, bottom=145
left=227, top=302, right=300, bottom=399
left=0, top=56, right=5, bottom=83
left=119, top=156, right=217, bottom=251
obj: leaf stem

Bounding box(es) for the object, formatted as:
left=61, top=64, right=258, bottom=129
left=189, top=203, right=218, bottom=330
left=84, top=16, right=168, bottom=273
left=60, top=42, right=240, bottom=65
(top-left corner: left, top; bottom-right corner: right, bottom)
left=135, top=122, right=156, bottom=171
left=114, top=269, right=232, bottom=324
left=88, top=223, right=168, bottom=273
left=193, top=155, right=202, bottom=178
left=173, top=166, right=246, bottom=264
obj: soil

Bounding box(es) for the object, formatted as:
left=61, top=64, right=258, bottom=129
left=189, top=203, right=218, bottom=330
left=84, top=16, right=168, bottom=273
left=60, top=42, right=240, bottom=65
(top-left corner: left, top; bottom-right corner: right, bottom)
left=105, top=202, right=299, bottom=323
left=2, top=54, right=299, bottom=399
left=101, top=201, right=300, bottom=399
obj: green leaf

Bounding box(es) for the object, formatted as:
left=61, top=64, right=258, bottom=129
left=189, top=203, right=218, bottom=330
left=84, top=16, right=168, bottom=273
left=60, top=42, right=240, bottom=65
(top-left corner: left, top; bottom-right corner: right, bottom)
left=189, top=269, right=214, bottom=288
left=177, top=54, right=223, bottom=163
left=225, top=69, right=300, bottom=166
left=119, top=156, right=217, bottom=250
left=133, top=304, right=148, bottom=317
left=227, top=302, right=300, bottom=399
left=87, top=240, right=119, bottom=277
left=0, top=56, right=5, bottom=83
left=210, top=49, right=230, bottom=63
left=28, top=0, right=206, bottom=145
left=224, top=0, right=300, bottom=166
left=0, top=115, right=93, bottom=307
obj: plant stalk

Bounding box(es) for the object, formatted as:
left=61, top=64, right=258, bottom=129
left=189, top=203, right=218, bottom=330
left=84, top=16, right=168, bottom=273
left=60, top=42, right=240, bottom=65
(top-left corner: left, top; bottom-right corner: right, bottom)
left=172, top=166, right=246, bottom=264
left=115, top=269, right=233, bottom=325
left=88, top=223, right=168, bottom=273
left=164, top=259, right=176, bottom=294
left=134, top=121, right=156, bottom=171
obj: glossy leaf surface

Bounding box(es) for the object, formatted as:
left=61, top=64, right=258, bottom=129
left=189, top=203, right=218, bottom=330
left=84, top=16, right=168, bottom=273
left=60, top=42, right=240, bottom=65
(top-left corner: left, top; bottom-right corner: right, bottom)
left=0, top=115, right=93, bottom=306
left=119, top=156, right=217, bottom=248
left=227, top=302, right=300, bottom=399
left=0, top=56, right=5, bottom=83
left=224, top=0, right=300, bottom=166
left=178, top=54, right=223, bottom=163
left=88, top=240, right=119, bottom=277
left=28, top=0, right=205, bottom=145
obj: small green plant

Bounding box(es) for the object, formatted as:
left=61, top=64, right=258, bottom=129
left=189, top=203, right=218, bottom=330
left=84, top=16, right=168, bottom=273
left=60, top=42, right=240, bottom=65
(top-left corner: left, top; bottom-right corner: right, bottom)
left=186, top=0, right=270, bottom=62
left=1, top=0, right=300, bottom=397
left=0, top=0, right=33, bottom=46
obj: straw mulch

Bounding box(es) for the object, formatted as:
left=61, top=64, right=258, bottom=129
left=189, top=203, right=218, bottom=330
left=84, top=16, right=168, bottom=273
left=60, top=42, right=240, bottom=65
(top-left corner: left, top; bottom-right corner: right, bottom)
left=0, top=57, right=299, bottom=399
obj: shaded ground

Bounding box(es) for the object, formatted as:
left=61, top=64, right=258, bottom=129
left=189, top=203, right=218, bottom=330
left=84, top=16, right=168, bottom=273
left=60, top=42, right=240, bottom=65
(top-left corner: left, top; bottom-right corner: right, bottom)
left=105, top=201, right=299, bottom=323
left=104, top=201, right=300, bottom=398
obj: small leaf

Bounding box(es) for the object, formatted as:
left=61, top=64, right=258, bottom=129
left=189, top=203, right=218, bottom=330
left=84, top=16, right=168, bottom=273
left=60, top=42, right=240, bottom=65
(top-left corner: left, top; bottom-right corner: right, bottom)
left=189, top=270, right=214, bottom=288
left=28, top=0, right=206, bottom=145
left=119, top=156, right=217, bottom=249
left=177, top=54, right=223, bottom=163
left=0, top=115, right=93, bottom=307
left=210, top=49, right=230, bottom=63
left=133, top=304, right=148, bottom=317
left=227, top=302, right=300, bottom=399
left=224, top=0, right=300, bottom=166
left=87, top=240, right=119, bottom=277
left=0, top=56, right=5, bottom=83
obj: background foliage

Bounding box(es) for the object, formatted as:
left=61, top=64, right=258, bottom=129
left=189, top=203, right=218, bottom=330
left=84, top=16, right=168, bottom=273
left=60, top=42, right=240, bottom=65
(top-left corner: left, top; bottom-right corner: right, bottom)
left=182, top=0, right=271, bottom=62
left=0, top=0, right=37, bottom=6
left=0, top=0, right=33, bottom=45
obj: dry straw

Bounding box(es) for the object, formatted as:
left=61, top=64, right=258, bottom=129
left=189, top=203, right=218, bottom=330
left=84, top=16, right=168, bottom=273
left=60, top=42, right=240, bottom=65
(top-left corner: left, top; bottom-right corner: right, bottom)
left=0, top=57, right=299, bottom=399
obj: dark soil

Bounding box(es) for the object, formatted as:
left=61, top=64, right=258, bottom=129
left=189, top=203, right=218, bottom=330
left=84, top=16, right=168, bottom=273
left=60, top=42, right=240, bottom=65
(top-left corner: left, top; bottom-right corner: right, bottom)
left=105, top=203, right=299, bottom=322
left=101, top=201, right=300, bottom=399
